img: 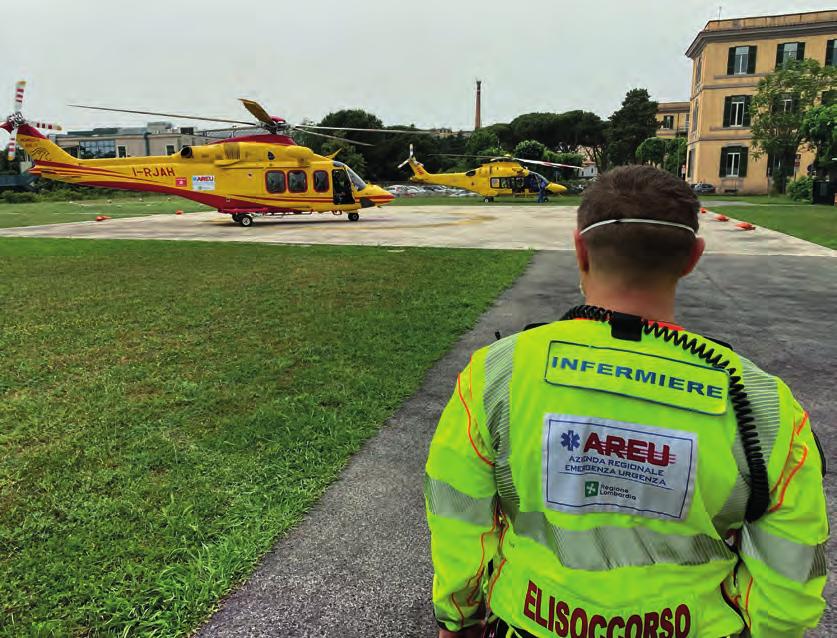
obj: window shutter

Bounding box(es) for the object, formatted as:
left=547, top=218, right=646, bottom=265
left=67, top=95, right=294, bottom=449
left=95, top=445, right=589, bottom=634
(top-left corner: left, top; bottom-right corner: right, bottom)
left=719, top=148, right=728, bottom=177
left=747, top=46, right=757, bottom=74
left=739, top=147, right=748, bottom=177
left=797, top=42, right=805, bottom=61
left=727, top=47, right=736, bottom=75
left=743, top=96, right=752, bottom=126
left=827, top=40, right=835, bottom=66
left=723, top=97, right=732, bottom=127
left=776, top=44, right=784, bottom=68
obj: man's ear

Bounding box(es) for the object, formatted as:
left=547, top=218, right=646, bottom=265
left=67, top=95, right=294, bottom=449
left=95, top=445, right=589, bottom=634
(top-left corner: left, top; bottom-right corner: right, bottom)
left=681, top=237, right=705, bottom=276
left=574, top=229, right=590, bottom=273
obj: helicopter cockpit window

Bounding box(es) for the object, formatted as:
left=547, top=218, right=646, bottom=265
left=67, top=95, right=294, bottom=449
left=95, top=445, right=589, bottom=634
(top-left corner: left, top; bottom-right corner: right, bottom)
left=266, top=170, right=286, bottom=194
left=498, top=177, right=510, bottom=189
left=313, top=170, right=330, bottom=193
left=334, top=161, right=367, bottom=191
left=288, top=170, right=308, bottom=193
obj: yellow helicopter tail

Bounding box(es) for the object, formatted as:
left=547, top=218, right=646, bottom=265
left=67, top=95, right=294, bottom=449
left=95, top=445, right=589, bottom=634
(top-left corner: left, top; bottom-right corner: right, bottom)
left=10, top=123, right=78, bottom=168
left=397, top=144, right=430, bottom=181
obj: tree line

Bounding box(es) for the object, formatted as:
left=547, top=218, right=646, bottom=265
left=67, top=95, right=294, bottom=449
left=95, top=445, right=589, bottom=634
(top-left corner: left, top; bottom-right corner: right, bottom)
left=295, top=88, right=664, bottom=183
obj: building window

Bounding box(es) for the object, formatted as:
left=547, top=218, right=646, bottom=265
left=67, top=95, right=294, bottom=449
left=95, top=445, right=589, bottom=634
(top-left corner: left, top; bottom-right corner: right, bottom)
left=694, top=55, right=702, bottom=87
left=776, top=42, right=805, bottom=68
left=691, top=101, right=699, bottom=132
left=727, top=46, right=757, bottom=75
left=266, top=170, right=286, bottom=194
left=166, top=144, right=176, bottom=155
left=720, top=146, right=748, bottom=178
left=288, top=170, right=307, bottom=193
left=78, top=139, right=116, bottom=159
left=723, top=95, right=751, bottom=127
left=775, top=94, right=799, bottom=113
left=827, top=40, right=836, bottom=66
left=117, top=145, right=127, bottom=158
left=662, top=115, right=674, bottom=130
left=823, top=91, right=837, bottom=106
left=313, top=170, right=329, bottom=193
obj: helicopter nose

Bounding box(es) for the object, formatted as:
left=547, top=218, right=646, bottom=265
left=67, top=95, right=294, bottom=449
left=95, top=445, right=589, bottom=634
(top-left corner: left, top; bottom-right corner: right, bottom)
left=360, top=185, right=395, bottom=207
left=547, top=183, right=567, bottom=194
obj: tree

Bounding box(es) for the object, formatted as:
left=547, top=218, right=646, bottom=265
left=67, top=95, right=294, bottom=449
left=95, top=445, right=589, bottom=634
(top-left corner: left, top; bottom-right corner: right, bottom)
left=662, top=138, right=688, bottom=177
left=607, top=89, right=659, bottom=166
left=799, top=104, right=837, bottom=174
left=635, top=137, right=668, bottom=167
left=583, top=119, right=610, bottom=173
left=509, top=113, right=565, bottom=149
left=513, top=139, right=547, bottom=161
left=750, top=59, right=837, bottom=192
left=320, top=140, right=366, bottom=176
left=635, top=137, right=687, bottom=177
left=465, top=129, right=501, bottom=158
left=546, top=150, right=585, bottom=181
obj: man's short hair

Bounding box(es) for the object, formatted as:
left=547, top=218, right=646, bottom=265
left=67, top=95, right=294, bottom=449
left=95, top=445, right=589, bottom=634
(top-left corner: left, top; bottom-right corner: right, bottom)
left=578, top=165, right=700, bottom=277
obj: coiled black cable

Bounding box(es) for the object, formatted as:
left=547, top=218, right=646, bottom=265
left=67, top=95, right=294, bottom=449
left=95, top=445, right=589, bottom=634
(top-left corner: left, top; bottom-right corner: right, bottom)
left=560, top=304, right=770, bottom=522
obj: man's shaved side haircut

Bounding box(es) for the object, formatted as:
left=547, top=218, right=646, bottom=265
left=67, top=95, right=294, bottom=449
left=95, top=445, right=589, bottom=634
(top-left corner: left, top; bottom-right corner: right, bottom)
left=578, top=165, right=700, bottom=277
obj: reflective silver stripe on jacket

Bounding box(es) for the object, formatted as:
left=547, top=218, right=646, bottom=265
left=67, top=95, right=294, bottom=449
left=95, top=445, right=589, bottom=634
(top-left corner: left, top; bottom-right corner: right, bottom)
left=712, top=356, right=782, bottom=533
left=424, top=474, right=496, bottom=527
left=740, top=524, right=827, bottom=583
left=484, top=334, right=519, bottom=512
left=513, top=511, right=734, bottom=571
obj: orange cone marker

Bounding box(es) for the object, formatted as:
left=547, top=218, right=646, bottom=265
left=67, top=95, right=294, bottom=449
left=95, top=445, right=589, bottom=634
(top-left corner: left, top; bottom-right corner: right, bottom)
left=175, top=209, right=183, bottom=215
left=736, top=222, right=756, bottom=230
left=714, top=214, right=729, bottom=222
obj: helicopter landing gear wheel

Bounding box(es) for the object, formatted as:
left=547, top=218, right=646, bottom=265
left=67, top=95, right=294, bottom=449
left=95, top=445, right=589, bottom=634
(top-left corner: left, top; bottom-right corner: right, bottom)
left=231, top=214, right=241, bottom=223
left=348, top=212, right=360, bottom=222
left=239, top=214, right=253, bottom=227
left=484, top=197, right=495, bottom=203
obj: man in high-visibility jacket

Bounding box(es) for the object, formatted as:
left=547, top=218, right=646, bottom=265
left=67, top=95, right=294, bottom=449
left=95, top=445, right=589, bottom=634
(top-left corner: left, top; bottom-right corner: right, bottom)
left=425, top=165, right=828, bottom=638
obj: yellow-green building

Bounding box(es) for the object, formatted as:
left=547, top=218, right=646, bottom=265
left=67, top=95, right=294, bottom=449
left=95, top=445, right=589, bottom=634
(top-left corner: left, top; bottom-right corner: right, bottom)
left=656, top=102, right=690, bottom=139
left=684, top=10, right=837, bottom=193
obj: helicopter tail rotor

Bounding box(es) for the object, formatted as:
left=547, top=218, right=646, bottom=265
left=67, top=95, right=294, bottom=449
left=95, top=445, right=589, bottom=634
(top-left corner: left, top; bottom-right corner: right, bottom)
left=4, top=80, right=62, bottom=161
left=397, top=143, right=415, bottom=169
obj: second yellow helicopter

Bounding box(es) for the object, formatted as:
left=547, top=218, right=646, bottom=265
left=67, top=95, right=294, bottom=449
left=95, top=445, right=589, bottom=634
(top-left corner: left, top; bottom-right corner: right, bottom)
left=399, top=145, right=577, bottom=202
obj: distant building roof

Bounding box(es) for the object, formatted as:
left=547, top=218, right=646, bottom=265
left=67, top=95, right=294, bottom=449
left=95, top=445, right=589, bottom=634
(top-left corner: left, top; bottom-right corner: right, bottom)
left=657, top=102, right=690, bottom=113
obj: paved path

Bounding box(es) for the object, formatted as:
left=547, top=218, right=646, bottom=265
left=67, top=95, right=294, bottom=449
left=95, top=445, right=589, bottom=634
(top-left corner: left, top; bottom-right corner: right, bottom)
left=197, top=251, right=836, bottom=638
left=0, top=205, right=832, bottom=257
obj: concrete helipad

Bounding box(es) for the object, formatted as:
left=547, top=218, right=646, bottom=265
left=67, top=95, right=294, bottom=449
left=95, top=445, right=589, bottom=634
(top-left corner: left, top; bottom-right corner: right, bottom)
left=0, top=204, right=833, bottom=257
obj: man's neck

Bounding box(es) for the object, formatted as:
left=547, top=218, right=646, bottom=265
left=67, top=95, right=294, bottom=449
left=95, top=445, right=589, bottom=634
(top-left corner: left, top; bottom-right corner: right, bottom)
left=583, top=282, right=678, bottom=325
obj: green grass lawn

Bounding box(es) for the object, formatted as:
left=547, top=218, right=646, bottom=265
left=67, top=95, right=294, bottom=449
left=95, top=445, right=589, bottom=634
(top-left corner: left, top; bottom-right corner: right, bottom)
left=706, top=203, right=837, bottom=249
left=699, top=194, right=796, bottom=205
left=0, top=239, right=531, bottom=636
left=0, top=195, right=207, bottom=229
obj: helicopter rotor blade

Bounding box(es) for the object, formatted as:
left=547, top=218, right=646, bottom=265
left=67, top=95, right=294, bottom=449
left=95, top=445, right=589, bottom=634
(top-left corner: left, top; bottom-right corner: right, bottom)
left=13, top=80, right=25, bottom=113
left=30, top=120, right=62, bottom=131
left=7, top=132, right=17, bottom=161
left=239, top=99, right=274, bottom=125
left=513, top=157, right=582, bottom=169
left=68, top=104, right=255, bottom=126
left=292, top=127, right=373, bottom=147
left=298, top=124, right=429, bottom=135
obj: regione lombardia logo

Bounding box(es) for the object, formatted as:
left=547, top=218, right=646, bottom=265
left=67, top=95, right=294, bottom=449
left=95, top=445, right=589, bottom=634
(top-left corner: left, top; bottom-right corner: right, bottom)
left=561, top=430, right=580, bottom=451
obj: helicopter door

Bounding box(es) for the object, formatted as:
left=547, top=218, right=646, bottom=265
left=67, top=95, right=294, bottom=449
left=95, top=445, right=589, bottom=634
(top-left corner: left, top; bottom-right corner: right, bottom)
left=332, top=169, right=355, bottom=205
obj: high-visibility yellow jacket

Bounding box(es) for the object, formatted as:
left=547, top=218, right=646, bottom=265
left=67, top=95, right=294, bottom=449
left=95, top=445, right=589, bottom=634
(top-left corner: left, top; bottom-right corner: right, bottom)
left=425, top=317, right=827, bottom=638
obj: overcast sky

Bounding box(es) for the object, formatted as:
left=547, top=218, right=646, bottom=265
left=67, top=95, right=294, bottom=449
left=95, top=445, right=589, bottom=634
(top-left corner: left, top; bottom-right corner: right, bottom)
left=3, top=0, right=834, bottom=133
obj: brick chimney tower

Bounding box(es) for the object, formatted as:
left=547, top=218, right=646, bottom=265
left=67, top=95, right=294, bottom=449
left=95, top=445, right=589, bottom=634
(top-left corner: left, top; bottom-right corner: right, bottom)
left=474, top=80, right=482, bottom=130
